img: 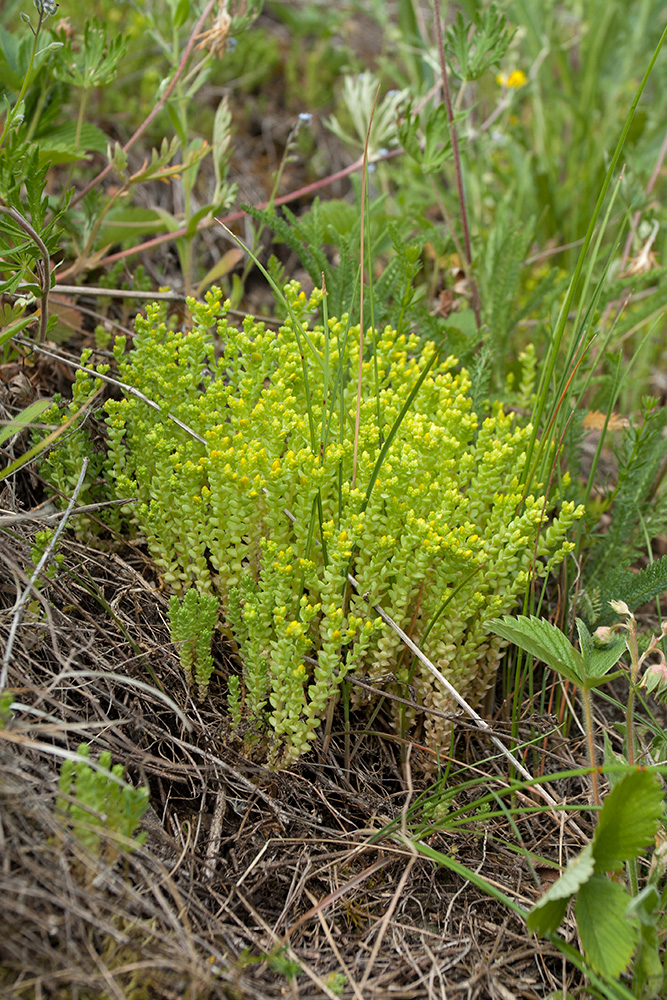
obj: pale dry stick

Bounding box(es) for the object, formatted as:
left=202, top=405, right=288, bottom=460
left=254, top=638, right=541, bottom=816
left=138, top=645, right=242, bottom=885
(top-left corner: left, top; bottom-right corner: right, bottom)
left=45, top=283, right=283, bottom=323
left=360, top=857, right=418, bottom=985
left=346, top=569, right=583, bottom=835
left=203, top=786, right=227, bottom=881
left=0, top=729, right=149, bottom=789
left=235, top=840, right=270, bottom=889
left=44, top=670, right=194, bottom=732
left=14, top=283, right=283, bottom=329
left=524, top=238, right=586, bottom=266
left=0, top=497, right=135, bottom=527
left=285, top=854, right=397, bottom=941
left=1, top=458, right=88, bottom=691
left=346, top=567, right=534, bottom=783
left=15, top=338, right=208, bottom=446
left=84, top=937, right=126, bottom=1000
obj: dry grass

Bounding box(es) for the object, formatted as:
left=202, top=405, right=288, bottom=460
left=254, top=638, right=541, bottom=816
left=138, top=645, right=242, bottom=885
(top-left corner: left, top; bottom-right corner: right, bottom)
left=0, top=463, right=600, bottom=1000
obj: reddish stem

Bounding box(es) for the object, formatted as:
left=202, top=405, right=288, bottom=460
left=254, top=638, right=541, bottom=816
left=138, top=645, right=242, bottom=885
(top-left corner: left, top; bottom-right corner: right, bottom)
left=82, top=149, right=403, bottom=273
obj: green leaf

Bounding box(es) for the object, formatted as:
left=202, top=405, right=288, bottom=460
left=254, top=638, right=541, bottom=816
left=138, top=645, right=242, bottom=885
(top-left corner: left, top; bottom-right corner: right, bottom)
left=167, top=101, right=187, bottom=146
left=100, top=207, right=166, bottom=246
left=196, top=247, right=243, bottom=296
left=628, top=886, right=664, bottom=997
left=486, top=615, right=585, bottom=685
left=422, top=104, right=452, bottom=173
left=576, top=876, right=638, bottom=979
left=172, top=0, right=191, bottom=29
left=0, top=399, right=53, bottom=446
left=37, top=121, right=109, bottom=164
left=592, top=770, right=665, bottom=872
left=527, top=843, right=595, bottom=936
left=576, top=618, right=626, bottom=679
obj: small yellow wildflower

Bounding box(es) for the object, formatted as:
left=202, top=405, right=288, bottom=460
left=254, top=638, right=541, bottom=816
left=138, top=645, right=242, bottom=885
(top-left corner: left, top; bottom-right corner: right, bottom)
left=496, top=69, right=527, bottom=88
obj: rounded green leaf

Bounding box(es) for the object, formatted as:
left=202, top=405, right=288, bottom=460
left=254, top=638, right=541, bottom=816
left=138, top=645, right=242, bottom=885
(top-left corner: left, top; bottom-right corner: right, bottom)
left=576, top=875, right=639, bottom=979
left=592, top=770, right=665, bottom=872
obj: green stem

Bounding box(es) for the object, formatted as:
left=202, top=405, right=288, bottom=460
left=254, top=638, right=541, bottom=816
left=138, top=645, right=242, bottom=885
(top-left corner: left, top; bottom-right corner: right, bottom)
left=522, top=21, right=667, bottom=494
left=432, top=0, right=482, bottom=330
left=0, top=205, right=51, bottom=343
left=0, top=11, right=45, bottom=149
left=625, top=623, right=640, bottom=767
left=581, top=685, right=600, bottom=807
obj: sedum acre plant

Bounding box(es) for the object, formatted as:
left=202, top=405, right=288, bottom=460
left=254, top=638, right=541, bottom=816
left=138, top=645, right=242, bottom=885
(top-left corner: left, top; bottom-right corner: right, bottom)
left=56, top=743, right=149, bottom=862
left=44, top=284, right=583, bottom=764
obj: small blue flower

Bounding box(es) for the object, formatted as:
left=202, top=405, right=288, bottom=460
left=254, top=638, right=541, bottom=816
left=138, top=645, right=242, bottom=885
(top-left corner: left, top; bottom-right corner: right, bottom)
left=298, top=112, right=313, bottom=125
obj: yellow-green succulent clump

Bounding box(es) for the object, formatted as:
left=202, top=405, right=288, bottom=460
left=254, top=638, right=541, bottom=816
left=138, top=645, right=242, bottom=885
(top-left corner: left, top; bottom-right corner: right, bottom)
left=44, top=283, right=584, bottom=764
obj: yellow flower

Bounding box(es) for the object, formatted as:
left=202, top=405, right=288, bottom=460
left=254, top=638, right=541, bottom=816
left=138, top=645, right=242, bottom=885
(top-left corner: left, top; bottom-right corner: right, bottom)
left=497, top=69, right=527, bottom=88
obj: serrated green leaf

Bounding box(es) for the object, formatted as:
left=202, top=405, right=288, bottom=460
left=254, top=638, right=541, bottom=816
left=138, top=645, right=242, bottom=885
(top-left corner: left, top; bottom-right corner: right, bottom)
left=592, top=770, right=665, bottom=872
left=576, top=876, right=638, bottom=979
left=486, top=615, right=585, bottom=685
left=422, top=105, right=451, bottom=172
left=527, top=843, right=595, bottom=936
